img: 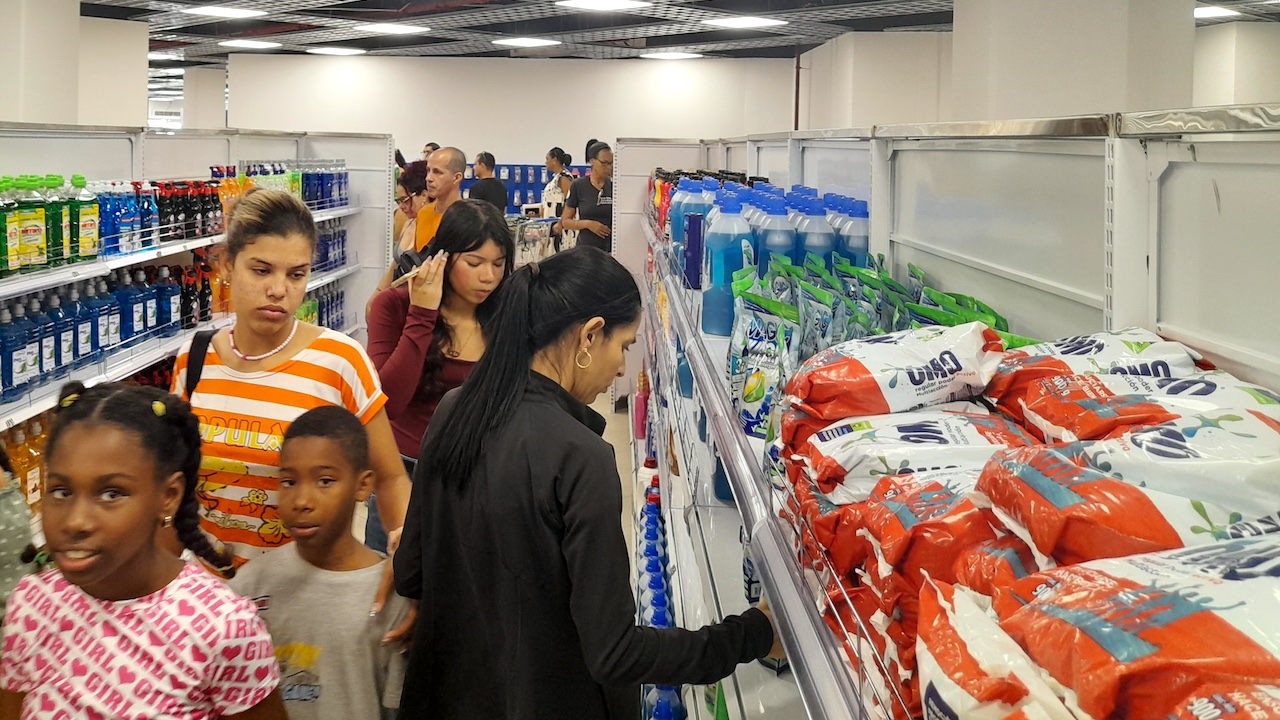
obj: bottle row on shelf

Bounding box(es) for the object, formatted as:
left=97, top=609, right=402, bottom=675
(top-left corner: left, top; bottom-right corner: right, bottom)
left=229, top=159, right=352, bottom=211
left=297, top=285, right=349, bottom=333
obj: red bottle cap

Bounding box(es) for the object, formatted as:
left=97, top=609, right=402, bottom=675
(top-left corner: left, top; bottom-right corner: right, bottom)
left=643, top=457, right=658, bottom=469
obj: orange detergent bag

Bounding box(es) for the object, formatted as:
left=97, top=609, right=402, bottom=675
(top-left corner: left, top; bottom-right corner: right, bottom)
left=952, top=535, right=1043, bottom=597
left=1165, top=684, right=1280, bottom=719
left=991, top=536, right=1280, bottom=720
left=785, top=322, right=1004, bottom=422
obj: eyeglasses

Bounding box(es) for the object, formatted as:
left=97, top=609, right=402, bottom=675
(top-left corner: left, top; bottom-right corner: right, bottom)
left=595, top=159, right=614, bottom=166
left=396, top=195, right=412, bottom=205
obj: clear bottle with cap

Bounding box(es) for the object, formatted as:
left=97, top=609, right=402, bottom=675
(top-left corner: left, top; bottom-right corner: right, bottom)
left=98, top=279, right=122, bottom=352
left=15, top=178, right=47, bottom=273
left=9, top=428, right=41, bottom=507
left=0, top=307, right=28, bottom=402
left=10, top=305, right=38, bottom=393
left=135, top=269, right=158, bottom=339
left=796, top=197, right=837, bottom=270
left=27, top=298, right=54, bottom=388
left=69, top=175, right=100, bottom=262
left=0, top=179, right=16, bottom=277
left=155, top=266, right=182, bottom=338
left=114, top=272, right=144, bottom=348
left=48, top=294, right=74, bottom=380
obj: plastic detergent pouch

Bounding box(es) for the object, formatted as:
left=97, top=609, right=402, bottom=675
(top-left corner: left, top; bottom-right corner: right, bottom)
left=917, top=577, right=1078, bottom=720
left=786, top=322, right=1007, bottom=421
left=907, top=302, right=965, bottom=329
left=920, top=287, right=1004, bottom=333
left=1165, top=684, right=1280, bottom=720
left=974, top=443, right=1280, bottom=569
left=990, top=536, right=1280, bottom=720
left=733, top=294, right=800, bottom=439
left=766, top=259, right=802, bottom=307
left=953, top=294, right=1009, bottom=333
left=986, top=327, right=1203, bottom=423
left=995, top=330, right=1042, bottom=351
left=796, top=280, right=835, bottom=361
left=1019, top=371, right=1280, bottom=443
left=907, top=264, right=927, bottom=303
left=860, top=467, right=999, bottom=586
left=795, top=405, right=1033, bottom=505
left=1073, top=408, right=1280, bottom=520
left=952, top=535, right=1046, bottom=598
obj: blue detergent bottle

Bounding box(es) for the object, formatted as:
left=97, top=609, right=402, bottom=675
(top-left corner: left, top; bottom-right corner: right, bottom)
left=26, top=299, right=54, bottom=388
left=113, top=273, right=142, bottom=348
left=797, top=198, right=837, bottom=270
left=640, top=591, right=670, bottom=627
left=68, top=288, right=96, bottom=368
left=47, top=294, right=74, bottom=380
left=784, top=193, right=805, bottom=226
left=646, top=688, right=688, bottom=720
left=825, top=194, right=850, bottom=234
left=700, top=195, right=749, bottom=337
left=699, top=177, right=719, bottom=216
left=640, top=541, right=668, bottom=575
left=0, top=308, right=27, bottom=402
left=667, top=179, right=697, bottom=250
left=155, top=266, right=182, bottom=338
left=135, top=270, right=158, bottom=339
left=757, top=197, right=799, bottom=273
left=10, top=305, right=39, bottom=392
left=637, top=570, right=668, bottom=609
left=841, top=199, right=870, bottom=268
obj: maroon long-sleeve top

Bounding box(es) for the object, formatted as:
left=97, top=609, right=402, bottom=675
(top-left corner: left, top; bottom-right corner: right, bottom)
left=367, top=286, right=476, bottom=458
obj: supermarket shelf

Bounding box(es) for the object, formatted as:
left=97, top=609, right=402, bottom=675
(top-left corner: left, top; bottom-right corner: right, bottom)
left=306, top=262, right=360, bottom=292
left=642, top=219, right=864, bottom=720
left=0, top=205, right=361, bottom=304
left=0, top=314, right=234, bottom=430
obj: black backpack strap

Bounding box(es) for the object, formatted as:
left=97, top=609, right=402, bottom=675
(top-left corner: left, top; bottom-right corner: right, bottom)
left=184, top=329, right=217, bottom=401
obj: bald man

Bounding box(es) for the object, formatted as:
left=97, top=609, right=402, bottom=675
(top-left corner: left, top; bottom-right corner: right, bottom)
left=414, top=147, right=466, bottom=251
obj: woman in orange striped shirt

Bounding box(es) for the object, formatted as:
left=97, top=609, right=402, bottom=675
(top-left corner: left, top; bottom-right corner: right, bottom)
left=170, top=190, right=412, bottom=577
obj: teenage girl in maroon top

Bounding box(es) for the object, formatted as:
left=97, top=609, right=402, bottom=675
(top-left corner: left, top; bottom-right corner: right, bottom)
left=365, top=200, right=515, bottom=551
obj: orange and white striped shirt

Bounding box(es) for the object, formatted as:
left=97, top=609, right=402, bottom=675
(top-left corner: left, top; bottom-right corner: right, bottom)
left=171, top=328, right=388, bottom=566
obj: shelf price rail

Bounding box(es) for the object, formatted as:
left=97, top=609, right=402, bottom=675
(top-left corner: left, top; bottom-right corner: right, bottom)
left=642, top=218, right=909, bottom=720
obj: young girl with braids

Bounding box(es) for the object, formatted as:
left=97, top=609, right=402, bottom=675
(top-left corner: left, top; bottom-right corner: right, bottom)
left=0, top=383, right=286, bottom=720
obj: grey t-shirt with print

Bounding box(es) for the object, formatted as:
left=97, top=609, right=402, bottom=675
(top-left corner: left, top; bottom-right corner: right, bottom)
left=230, top=544, right=409, bottom=720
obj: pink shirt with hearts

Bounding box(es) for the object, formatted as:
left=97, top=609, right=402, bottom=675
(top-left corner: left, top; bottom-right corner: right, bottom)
left=0, top=562, right=279, bottom=719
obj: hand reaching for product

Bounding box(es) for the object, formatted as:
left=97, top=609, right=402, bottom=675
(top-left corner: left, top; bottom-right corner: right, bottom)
left=756, top=596, right=786, bottom=660
left=408, top=252, right=449, bottom=311
left=584, top=221, right=612, bottom=238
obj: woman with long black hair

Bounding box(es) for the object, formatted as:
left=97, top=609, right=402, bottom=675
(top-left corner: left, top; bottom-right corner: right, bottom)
left=395, top=246, right=778, bottom=719
left=364, top=199, right=514, bottom=552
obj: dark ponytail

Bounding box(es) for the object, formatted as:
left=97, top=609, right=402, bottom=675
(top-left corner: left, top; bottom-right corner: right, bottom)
left=49, top=382, right=236, bottom=577
left=421, top=246, right=641, bottom=484
left=584, top=139, right=599, bottom=163
left=548, top=147, right=572, bottom=169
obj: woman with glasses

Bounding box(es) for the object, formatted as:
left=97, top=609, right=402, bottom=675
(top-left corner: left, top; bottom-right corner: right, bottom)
left=396, top=161, right=430, bottom=253
left=561, top=141, right=614, bottom=252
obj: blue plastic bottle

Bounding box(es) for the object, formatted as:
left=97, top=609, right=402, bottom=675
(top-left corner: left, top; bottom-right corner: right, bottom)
left=0, top=308, right=27, bottom=402
left=792, top=184, right=818, bottom=198
left=712, top=448, right=734, bottom=503
left=680, top=214, right=703, bottom=291
left=646, top=688, right=688, bottom=720
left=640, top=591, right=670, bottom=627
left=704, top=189, right=728, bottom=232
left=699, top=177, right=719, bottom=215
left=123, top=185, right=141, bottom=254
left=637, top=570, right=668, bottom=609
left=640, top=541, right=668, bottom=574
left=797, top=198, right=838, bottom=270
left=155, top=266, right=181, bottom=338
left=10, top=305, right=39, bottom=391
left=785, top=193, right=804, bottom=226
left=667, top=179, right=695, bottom=250
left=26, top=300, right=54, bottom=388
left=675, top=336, right=693, bottom=399
left=824, top=194, right=849, bottom=233
left=700, top=195, right=749, bottom=337
left=114, top=274, right=143, bottom=348
left=48, top=295, right=74, bottom=380
left=69, top=288, right=97, bottom=367
left=841, top=199, right=870, bottom=268
left=97, top=183, right=119, bottom=256
left=757, top=197, right=798, bottom=275
left=97, top=281, right=121, bottom=354
left=139, top=183, right=160, bottom=248
left=135, top=270, right=158, bottom=339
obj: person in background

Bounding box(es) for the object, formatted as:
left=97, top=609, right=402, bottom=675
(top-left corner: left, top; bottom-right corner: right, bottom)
left=171, top=189, right=412, bottom=600
left=542, top=147, right=575, bottom=251
left=231, top=406, right=412, bottom=720
left=421, top=142, right=440, bottom=161
left=394, top=149, right=407, bottom=170
left=395, top=161, right=430, bottom=253
left=467, top=152, right=509, bottom=212
left=0, top=382, right=286, bottom=720
left=414, top=147, right=466, bottom=252
left=395, top=247, right=780, bottom=719
left=562, top=141, right=614, bottom=252
left=364, top=200, right=513, bottom=553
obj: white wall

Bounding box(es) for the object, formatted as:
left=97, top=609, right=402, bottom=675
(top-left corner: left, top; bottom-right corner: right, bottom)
left=78, top=17, right=149, bottom=127
left=184, top=67, right=228, bottom=129
left=0, top=0, right=80, bottom=123
left=799, top=32, right=952, bottom=130
left=1194, top=22, right=1280, bottom=107
left=227, top=54, right=793, bottom=163
left=951, top=0, right=1193, bottom=121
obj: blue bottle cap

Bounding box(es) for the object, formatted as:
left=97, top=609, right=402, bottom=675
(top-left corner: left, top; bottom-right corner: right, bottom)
left=766, top=198, right=787, bottom=216
left=648, top=608, right=671, bottom=628
left=642, top=556, right=663, bottom=575
left=824, top=193, right=844, bottom=210
left=702, top=177, right=719, bottom=192
left=654, top=697, right=674, bottom=720
left=721, top=195, right=742, bottom=215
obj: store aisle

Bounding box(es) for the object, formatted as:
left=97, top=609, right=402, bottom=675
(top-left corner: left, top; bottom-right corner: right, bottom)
left=593, top=397, right=637, bottom=559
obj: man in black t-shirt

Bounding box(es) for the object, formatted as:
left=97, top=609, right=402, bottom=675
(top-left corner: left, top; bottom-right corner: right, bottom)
left=562, top=142, right=614, bottom=252
left=468, top=152, right=509, bottom=212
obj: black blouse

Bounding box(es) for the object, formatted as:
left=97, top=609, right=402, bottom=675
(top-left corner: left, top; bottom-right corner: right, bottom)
left=394, top=372, right=773, bottom=720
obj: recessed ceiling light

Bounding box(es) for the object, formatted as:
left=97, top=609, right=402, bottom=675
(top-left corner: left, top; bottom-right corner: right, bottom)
left=178, top=6, right=267, bottom=19
left=701, top=16, right=788, bottom=29
left=218, top=39, right=282, bottom=49
left=355, top=23, right=431, bottom=35
left=1194, top=5, right=1241, bottom=17
left=493, top=37, right=563, bottom=47
left=147, top=52, right=180, bottom=61
left=306, top=47, right=367, bottom=56
left=640, top=52, right=704, bottom=60
left=555, top=0, right=651, bottom=10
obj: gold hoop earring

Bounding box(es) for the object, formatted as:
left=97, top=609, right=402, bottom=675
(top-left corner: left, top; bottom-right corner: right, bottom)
left=161, top=515, right=174, bottom=529
left=575, top=348, right=593, bottom=369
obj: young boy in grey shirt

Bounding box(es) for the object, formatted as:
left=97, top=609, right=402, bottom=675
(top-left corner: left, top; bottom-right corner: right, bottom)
left=232, top=406, right=412, bottom=720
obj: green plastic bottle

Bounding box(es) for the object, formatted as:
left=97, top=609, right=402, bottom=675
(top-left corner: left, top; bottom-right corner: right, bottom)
left=15, top=178, right=47, bottom=274
left=0, top=180, right=12, bottom=277
left=69, top=175, right=98, bottom=262
left=2, top=178, right=18, bottom=277
left=43, top=175, right=66, bottom=267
